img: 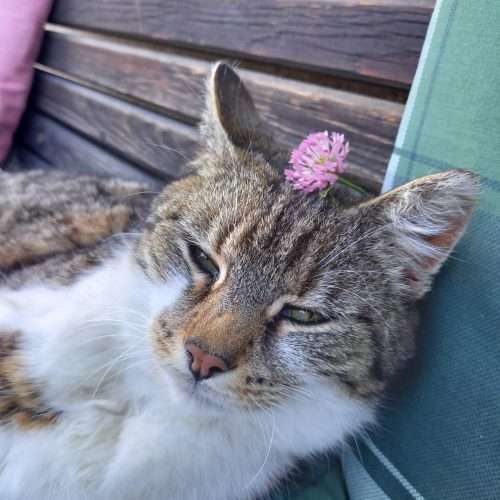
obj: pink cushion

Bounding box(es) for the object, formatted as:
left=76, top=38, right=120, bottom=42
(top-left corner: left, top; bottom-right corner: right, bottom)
left=0, top=0, right=53, bottom=162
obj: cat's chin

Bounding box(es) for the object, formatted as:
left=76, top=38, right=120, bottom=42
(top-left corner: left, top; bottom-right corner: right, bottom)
left=161, top=364, right=231, bottom=413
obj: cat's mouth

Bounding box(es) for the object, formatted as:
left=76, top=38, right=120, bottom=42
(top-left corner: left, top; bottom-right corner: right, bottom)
left=163, top=364, right=229, bottom=410
left=189, top=383, right=227, bottom=410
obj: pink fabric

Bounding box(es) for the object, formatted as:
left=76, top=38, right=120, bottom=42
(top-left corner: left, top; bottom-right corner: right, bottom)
left=0, top=0, right=53, bottom=162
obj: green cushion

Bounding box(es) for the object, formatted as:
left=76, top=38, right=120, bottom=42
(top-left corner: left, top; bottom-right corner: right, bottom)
left=344, top=1, right=500, bottom=498
left=267, top=457, right=347, bottom=500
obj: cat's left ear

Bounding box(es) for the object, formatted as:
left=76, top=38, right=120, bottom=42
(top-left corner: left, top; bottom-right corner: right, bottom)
left=358, top=169, right=479, bottom=298
left=200, top=62, right=284, bottom=167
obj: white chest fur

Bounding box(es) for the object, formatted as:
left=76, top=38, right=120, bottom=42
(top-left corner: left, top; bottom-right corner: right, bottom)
left=0, top=249, right=372, bottom=500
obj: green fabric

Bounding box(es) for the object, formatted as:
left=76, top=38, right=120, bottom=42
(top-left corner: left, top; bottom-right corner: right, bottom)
left=342, top=447, right=390, bottom=500
left=265, top=456, right=347, bottom=500
left=346, top=1, right=500, bottom=498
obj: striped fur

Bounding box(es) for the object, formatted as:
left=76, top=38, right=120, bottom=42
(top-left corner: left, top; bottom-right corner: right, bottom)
left=0, top=63, right=478, bottom=499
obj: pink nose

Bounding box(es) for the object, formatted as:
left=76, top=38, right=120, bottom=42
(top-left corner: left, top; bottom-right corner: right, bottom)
left=185, top=343, right=228, bottom=381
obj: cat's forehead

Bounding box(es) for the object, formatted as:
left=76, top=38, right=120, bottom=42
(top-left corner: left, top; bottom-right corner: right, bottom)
left=201, top=172, right=341, bottom=246
left=192, top=173, right=355, bottom=296
left=157, top=168, right=351, bottom=276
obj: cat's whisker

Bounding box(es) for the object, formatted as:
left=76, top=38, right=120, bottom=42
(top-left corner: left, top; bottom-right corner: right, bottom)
left=91, top=346, right=139, bottom=398
left=244, top=409, right=276, bottom=490
left=112, top=356, right=152, bottom=376
left=74, top=325, right=146, bottom=340
left=78, top=340, right=147, bottom=384
left=320, top=223, right=391, bottom=267
left=77, top=319, right=144, bottom=330
left=83, top=307, right=150, bottom=320
left=143, top=141, right=191, bottom=162
left=70, top=334, right=144, bottom=349
left=321, top=282, right=390, bottom=327
left=99, top=306, right=152, bottom=322
left=266, top=386, right=313, bottom=405
left=77, top=318, right=147, bottom=331
left=118, top=189, right=162, bottom=199
left=76, top=318, right=146, bottom=330
left=97, top=357, right=154, bottom=388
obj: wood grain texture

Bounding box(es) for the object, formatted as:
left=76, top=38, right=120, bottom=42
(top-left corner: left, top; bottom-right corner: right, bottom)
left=21, top=112, right=164, bottom=186
left=49, top=0, right=433, bottom=88
left=31, top=71, right=198, bottom=180
left=39, top=30, right=208, bottom=123
left=39, top=30, right=404, bottom=191
left=246, top=71, right=401, bottom=191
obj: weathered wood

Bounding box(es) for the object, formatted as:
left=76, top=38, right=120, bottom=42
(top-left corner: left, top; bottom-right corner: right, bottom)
left=21, top=112, right=164, bottom=187
left=39, top=30, right=404, bottom=191
left=49, top=0, right=433, bottom=88
left=31, top=71, right=198, bottom=180
left=39, top=29, right=208, bottom=124
left=246, top=72, right=401, bottom=191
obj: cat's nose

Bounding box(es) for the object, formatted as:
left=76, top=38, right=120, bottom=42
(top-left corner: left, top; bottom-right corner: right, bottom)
left=185, top=343, right=228, bottom=381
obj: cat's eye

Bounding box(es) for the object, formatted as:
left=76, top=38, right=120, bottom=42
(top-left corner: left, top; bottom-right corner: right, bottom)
left=279, top=306, right=327, bottom=325
left=188, top=244, right=219, bottom=279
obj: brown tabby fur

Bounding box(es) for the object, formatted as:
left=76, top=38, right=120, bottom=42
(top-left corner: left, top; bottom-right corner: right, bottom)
left=0, top=331, right=59, bottom=429
left=0, top=63, right=478, bottom=424
left=0, top=170, right=152, bottom=289
left=0, top=171, right=152, bottom=426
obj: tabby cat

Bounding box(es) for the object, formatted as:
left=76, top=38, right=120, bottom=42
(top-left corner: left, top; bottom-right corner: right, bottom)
left=0, top=63, right=477, bottom=499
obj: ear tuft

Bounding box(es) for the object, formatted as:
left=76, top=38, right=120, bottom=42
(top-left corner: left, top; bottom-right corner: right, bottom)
left=362, top=169, right=479, bottom=297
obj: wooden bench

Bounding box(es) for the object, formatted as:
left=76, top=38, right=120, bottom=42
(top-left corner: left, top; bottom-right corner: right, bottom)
left=12, top=0, right=435, bottom=193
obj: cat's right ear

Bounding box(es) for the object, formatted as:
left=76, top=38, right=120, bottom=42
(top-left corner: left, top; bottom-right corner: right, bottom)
left=199, top=62, right=284, bottom=168
left=358, top=169, right=479, bottom=299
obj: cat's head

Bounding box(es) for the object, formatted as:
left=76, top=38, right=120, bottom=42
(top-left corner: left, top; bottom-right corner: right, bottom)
left=136, top=63, right=478, bottom=419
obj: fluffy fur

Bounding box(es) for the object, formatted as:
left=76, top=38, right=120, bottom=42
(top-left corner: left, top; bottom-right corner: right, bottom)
left=0, top=63, right=478, bottom=499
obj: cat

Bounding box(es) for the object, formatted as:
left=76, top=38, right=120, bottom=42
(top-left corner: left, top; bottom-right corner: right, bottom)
left=0, top=63, right=478, bottom=500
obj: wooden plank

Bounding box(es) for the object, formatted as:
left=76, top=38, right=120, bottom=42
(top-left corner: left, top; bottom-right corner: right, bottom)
left=246, top=72, right=401, bottom=191
left=20, top=112, right=164, bottom=187
left=49, top=0, right=433, bottom=88
left=31, top=71, right=198, bottom=180
left=39, top=29, right=208, bottom=124
left=39, top=30, right=404, bottom=191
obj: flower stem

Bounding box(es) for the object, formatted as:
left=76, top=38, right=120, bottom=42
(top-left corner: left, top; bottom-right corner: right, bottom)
left=338, top=176, right=368, bottom=196
left=319, top=187, right=332, bottom=199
